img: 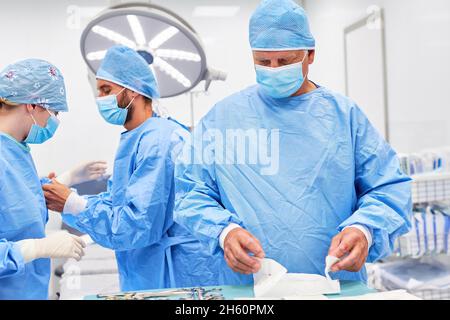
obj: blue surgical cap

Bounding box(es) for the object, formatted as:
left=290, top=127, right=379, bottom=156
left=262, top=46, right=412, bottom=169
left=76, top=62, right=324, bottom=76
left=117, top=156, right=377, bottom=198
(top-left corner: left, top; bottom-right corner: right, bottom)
left=0, top=59, right=68, bottom=112
left=249, top=0, right=315, bottom=51
left=96, top=45, right=160, bottom=99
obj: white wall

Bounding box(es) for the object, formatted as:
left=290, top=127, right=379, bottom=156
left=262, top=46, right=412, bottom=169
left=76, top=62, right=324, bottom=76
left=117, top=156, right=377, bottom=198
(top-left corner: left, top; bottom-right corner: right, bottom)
left=303, top=0, right=450, bottom=153
left=0, top=0, right=261, bottom=176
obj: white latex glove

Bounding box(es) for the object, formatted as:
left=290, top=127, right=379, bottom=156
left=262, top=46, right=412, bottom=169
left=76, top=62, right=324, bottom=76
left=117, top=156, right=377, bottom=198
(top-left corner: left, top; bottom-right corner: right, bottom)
left=56, top=161, right=107, bottom=187
left=17, top=231, right=86, bottom=263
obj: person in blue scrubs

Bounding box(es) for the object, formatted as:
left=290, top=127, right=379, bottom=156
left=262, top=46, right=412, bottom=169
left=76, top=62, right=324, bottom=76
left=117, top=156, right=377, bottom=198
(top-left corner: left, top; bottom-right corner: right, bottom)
left=0, top=59, right=86, bottom=300
left=43, top=46, right=227, bottom=291
left=174, top=0, right=412, bottom=285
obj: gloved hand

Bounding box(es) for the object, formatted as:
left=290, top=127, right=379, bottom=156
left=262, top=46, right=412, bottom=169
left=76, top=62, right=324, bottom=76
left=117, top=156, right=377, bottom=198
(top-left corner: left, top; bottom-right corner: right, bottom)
left=17, top=231, right=86, bottom=263
left=56, top=161, right=108, bottom=187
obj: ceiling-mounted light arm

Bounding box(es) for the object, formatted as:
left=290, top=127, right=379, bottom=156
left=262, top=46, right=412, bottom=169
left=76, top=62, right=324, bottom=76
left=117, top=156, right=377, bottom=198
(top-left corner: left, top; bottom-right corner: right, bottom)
left=204, top=68, right=227, bottom=92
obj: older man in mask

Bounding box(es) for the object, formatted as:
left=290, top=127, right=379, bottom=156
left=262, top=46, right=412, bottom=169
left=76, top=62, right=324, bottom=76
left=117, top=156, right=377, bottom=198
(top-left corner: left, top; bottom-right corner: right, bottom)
left=174, top=0, right=412, bottom=285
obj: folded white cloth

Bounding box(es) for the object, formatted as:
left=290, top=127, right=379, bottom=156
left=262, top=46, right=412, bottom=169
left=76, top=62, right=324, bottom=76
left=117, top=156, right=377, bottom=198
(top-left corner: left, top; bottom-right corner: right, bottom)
left=253, top=257, right=340, bottom=298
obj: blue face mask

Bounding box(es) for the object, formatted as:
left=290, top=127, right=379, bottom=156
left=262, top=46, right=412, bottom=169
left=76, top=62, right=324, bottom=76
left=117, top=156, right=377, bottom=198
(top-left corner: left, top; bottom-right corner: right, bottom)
left=255, top=55, right=307, bottom=99
left=24, top=109, right=60, bottom=144
left=96, top=88, right=136, bottom=126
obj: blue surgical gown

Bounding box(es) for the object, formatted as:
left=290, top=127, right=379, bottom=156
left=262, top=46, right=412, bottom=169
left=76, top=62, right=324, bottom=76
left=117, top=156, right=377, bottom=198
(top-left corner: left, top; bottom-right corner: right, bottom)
left=0, top=133, right=50, bottom=299
left=174, top=85, right=412, bottom=284
left=63, top=116, right=225, bottom=291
